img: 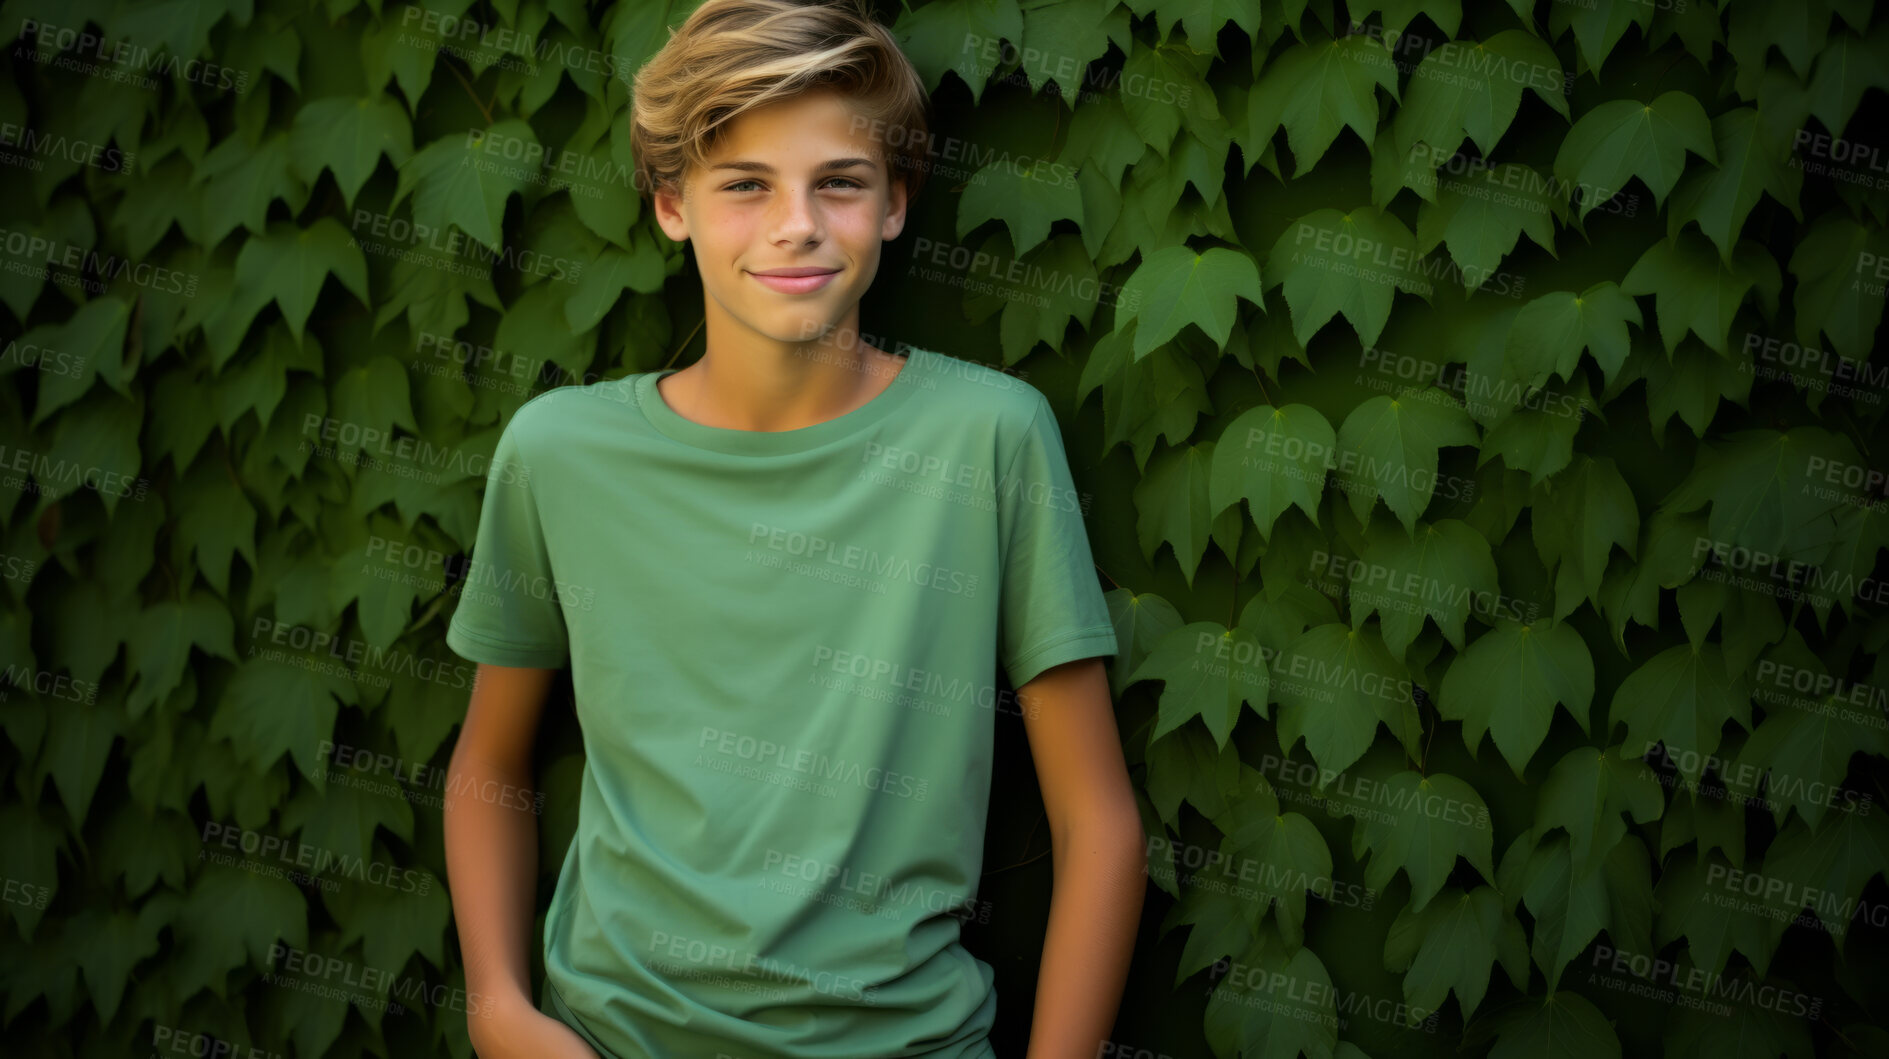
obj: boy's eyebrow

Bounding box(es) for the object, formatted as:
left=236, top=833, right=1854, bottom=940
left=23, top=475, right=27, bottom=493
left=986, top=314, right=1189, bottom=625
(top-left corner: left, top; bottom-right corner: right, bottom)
left=707, top=157, right=877, bottom=174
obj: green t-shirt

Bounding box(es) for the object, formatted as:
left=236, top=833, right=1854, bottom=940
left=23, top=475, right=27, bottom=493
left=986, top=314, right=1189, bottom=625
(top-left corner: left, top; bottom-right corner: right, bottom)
left=444, top=345, right=1119, bottom=1058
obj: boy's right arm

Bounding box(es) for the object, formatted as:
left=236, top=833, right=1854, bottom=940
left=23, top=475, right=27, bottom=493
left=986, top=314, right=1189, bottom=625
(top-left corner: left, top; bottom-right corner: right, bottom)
left=445, top=663, right=599, bottom=1059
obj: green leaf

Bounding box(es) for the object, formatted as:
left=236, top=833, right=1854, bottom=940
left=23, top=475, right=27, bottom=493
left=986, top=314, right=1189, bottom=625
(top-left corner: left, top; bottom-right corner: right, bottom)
left=497, top=279, right=594, bottom=379
left=98, top=802, right=192, bottom=900
left=1210, top=771, right=1333, bottom=946
left=1417, top=163, right=1562, bottom=293
left=1531, top=455, right=1639, bottom=621
left=1595, top=506, right=1704, bottom=649
left=322, top=864, right=451, bottom=978
left=1145, top=722, right=1244, bottom=832
left=1358, top=0, right=1462, bottom=37
left=1394, top=31, right=1571, bottom=157
left=1659, top=783, right=1747, bottom=868
left=1203, top=926, right=1340, bottom=1059
left=1350, top=517, right=1499, bottom=655
left=1509, top=830, right=1653, bottom=989
left=1607, top=334, right=1754, bottom=440
left=1063, top=90, right=1146, bottom=187
left=68, top=898, right=169, bottom=1023
left=1116, top=43, right=1224, bottom=161
left=1607, top=642, right=1752, bottom=792
left=1384, top=886, right=1527, bottom=1023
left=1668, top=108, right=1804, bottom=264
left=1106, top=588, right=1186, bottom=701
left=1477, top=377, right=1597, bottom=484
left=41, top=388, right=144, bottom=518
left=1658, top=968, right=1819, bottom=1059
left=1351, top=770, right=1495, bottom=911
left=1553, top=91, right=1716, bottom=221
left=1209, top=404, right=1334, bottom=538
left=1273, top=622, right=1423, bottom=779
left=1620, top=232, right=1781, bottom=356
left=171, top=864, right=308, bottom=1001
left=565, top=234, right=667, bottom=333
left=1654, top=851, right=1785, bottom=978
left=1122, top=0, right=1259, bottom=54
left=1805, top=23, right=1889, bottom=136
left=192, top=132, right=312, bottom=248
left=25, top=296, right=132, bottom=423
left=1503, top=282, right=1642, bottom=390
left=1017, top=0, right=1133, bottom=107
left=330, top=530, right=431, bottom=651
left=38, top=686, right=126, bottom=831
left=1441, top=619, right=1595, bottom=778
left=891, top=0, right=1024, bottom=104
left=1125, top=621, right=1269, bottom=749
left=1657, top=427, right=1857, bottom=562
left=1267, top=207, right=1425, bottom=348
left=1812, top=499, right=1889, bottom=621
left=279, top=778, right=415, bottom=869
left=1474, top=989, right=1621, bottom=1059
left=550, top=132, right=644, bottom=246
left=1132, top=440, right=1216, bottom=587
left=1334, top=386, right=1479, bottom=534
left=1787, top=212, right=1889, bottom=363
left=126, top=592, right=238, bottom=722
left=0, top=804, right=62, bottom=937
left=393, top=120, right=539, bottom=254
left=1250, top=34, right=1400, bottom=176
left=170, top=452, right=258, bottom=599
left=211, top=321, right=324, bottom=434
left=209, top=655, right=359, bottom=783
left=328, top=355, right=419, bottom=468
left=1758, top=810, right=1889, bottom=944
left=1738, top=687, right=1886, bottom=830
left=228, top=218, right=372, bottom=348
left=957, top=153, right=1084, bottom=257
left=1115, top=245, right=1264, bottom=357
left=290, top=95, right=414, bottom=212
left=1370, top=126, right=1440, bottom=208
left=1532, top=746, right=1665, bottom=875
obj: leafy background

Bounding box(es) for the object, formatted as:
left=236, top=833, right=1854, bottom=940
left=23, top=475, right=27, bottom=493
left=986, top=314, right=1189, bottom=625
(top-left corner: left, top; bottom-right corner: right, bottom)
left=2, top=0, right=1888, bottom=1056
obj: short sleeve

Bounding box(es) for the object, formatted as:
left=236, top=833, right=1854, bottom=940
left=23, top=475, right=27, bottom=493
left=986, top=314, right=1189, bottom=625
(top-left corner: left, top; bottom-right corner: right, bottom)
left=445, top=410, right=571, bottom=669
left=996, top=392, right=1119, bottom=687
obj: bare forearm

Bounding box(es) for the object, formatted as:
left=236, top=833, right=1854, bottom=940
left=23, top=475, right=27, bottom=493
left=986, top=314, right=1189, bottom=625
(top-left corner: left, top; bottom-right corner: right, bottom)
left=1024, top=815, right=1147, bottom=1059
left=443, top=750, right=543, bottom=1008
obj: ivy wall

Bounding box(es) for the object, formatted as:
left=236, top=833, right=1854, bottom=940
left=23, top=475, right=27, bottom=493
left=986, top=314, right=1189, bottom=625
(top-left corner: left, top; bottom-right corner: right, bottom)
left=1, top=0, right=1887, bottom=1056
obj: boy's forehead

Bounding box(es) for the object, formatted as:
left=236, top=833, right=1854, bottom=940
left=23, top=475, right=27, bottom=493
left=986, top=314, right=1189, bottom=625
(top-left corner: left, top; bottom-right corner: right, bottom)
left=715, top=89, right=877, bottom=146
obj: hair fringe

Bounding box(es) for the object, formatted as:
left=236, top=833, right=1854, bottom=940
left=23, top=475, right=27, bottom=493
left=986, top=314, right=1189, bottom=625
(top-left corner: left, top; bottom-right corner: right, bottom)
left=629, top=0, right=933, bottom=204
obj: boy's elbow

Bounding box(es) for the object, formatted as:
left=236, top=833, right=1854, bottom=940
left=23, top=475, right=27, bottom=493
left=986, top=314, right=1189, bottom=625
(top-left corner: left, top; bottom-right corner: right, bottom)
left=1076, top=806, right=1148, bottom=872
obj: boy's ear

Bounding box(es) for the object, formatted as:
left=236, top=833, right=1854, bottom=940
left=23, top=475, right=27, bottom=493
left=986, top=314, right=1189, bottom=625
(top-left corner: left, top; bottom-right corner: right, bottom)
left=653, top=177, right=690, bottom=243
left=880, top=175, right=908, bottom=243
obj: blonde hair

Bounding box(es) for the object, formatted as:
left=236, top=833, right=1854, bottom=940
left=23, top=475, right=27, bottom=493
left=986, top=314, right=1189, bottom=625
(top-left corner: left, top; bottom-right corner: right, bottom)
left=629, top=0, right=932, bottom=204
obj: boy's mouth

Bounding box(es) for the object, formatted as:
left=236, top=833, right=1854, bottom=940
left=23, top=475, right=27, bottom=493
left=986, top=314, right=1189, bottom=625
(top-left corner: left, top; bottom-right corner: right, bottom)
left=748, top=266, right=841, bottom=294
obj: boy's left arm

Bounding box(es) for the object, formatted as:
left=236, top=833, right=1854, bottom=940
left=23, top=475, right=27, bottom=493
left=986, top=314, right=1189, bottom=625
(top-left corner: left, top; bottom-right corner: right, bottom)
left=1016, top=656, right=1148, bottom=1059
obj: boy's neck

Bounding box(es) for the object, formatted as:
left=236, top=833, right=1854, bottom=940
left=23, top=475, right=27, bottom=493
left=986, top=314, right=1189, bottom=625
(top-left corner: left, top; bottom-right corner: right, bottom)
left=655, top=325, right=906, bottom=433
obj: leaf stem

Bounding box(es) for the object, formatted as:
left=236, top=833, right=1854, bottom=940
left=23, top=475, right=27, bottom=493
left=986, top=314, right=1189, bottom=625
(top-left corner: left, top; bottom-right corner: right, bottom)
left=665, top=315, right=705, bottom=367
left=444, top=56, right=495, bottom=126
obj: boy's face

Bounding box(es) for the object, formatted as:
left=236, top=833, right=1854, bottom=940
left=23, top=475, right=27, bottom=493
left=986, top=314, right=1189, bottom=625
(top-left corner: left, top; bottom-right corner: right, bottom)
left=652, top=87, right=908, bottom=352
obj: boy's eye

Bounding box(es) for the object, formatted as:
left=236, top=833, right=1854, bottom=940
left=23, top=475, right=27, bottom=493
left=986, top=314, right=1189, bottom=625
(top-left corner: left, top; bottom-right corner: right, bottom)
left=724, top=176, right=865, bottom=192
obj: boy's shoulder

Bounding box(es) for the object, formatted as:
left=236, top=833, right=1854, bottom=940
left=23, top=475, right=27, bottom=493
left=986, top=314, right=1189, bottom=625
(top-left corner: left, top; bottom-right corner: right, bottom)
left=911, top=347, right=1048, bottom=425
left=502, top=375, right=640, bottom=441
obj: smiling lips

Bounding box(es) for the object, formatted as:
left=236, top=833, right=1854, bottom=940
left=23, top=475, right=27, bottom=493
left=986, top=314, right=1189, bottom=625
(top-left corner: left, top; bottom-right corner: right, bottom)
left=748, top=266, right=840, bottom=294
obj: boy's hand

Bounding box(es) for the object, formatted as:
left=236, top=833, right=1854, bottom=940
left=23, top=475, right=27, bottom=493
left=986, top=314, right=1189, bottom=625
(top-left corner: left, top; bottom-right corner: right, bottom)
left=472, top=992, right=603, bottom=1058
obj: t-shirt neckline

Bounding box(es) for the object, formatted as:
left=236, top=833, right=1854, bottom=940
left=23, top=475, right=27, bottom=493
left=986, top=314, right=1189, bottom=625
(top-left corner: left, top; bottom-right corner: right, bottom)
left=635, top=346, right=929, bottom=456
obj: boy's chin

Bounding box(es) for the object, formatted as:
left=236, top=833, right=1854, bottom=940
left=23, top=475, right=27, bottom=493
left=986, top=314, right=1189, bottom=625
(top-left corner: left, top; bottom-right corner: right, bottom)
left=748, top=316, right=854, bottom=347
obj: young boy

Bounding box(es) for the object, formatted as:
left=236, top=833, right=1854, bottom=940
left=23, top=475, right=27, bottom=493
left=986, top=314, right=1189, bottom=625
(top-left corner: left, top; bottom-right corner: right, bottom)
left=441, top=2, right=1146, bottom=1056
